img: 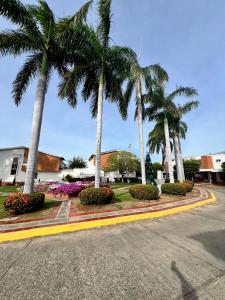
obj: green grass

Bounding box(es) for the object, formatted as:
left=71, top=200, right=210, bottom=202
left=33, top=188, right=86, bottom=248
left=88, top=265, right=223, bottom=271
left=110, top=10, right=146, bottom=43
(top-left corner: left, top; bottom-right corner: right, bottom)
left=0, top=196, right=9, bottom=218
left=111, top=183, right=136, bottom=190
left=0, top=186, right=19, bottom=193
left=112, top=185, right=134, bottom=202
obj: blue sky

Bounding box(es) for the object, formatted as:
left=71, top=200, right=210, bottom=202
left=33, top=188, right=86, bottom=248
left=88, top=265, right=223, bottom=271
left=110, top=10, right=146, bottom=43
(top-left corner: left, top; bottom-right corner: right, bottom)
left=0, top=0, right=225, bottom=162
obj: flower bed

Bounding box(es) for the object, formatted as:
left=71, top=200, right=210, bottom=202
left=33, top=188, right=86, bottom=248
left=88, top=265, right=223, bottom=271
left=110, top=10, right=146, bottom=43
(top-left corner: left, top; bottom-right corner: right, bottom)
left=48, top=183, right=85, bottom=199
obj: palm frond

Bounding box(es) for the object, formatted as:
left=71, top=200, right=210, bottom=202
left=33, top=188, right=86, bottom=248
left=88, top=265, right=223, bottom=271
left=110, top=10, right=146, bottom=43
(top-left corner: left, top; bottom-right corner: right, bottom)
left=97, top=0, right=111, bottom=48
left=0, top=0, right=39, bottom=33
left=12, top=53, right=43, bottom=105
left=0, top=30, right=40, bottom=56
left=59, top=1, right=92, bottom=26
left=58, top=67, right=85, bottom=107
left=28, top=1, right=55, bottom=43
left=168, top=86, right=198, bottom=101
left=178, top=100, right=199, bottom=115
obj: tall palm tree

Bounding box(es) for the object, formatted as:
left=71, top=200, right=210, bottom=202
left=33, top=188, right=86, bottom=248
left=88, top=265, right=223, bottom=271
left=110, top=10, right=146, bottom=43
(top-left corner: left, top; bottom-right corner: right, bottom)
left=122, top=63, right=168, bottom=184
left=0, top=0, right=92, bottom=193
left=172, top=101, right=199, bottom=181
left=145, top=82, right=198, bottom=183
left=147, top=119, right=175, bottom=168
left=59, top=0, right=135, bottom=188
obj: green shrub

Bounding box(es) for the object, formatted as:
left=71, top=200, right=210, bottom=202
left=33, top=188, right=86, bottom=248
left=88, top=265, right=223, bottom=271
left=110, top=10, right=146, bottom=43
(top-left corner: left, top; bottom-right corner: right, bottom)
left=182, top=180, right=194, bottom=192
left=161, top=183, right=187, bottom=195
left=79, top=187, right=114, bottom=205
left=4, top=192, right=45, bottom=215
left=129, top=184, right=159, bottom=200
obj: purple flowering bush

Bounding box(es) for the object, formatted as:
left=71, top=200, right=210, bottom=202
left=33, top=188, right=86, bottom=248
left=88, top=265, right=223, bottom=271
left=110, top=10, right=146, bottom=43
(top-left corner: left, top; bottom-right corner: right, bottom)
left=34, top=181, right=62, bottom=193
left=48, top=183, right=85, bottom=197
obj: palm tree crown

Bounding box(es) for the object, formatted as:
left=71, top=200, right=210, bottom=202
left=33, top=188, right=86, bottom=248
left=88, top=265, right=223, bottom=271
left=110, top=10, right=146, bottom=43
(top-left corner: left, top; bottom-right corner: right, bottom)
left=0, top=0, right=92, bottom=193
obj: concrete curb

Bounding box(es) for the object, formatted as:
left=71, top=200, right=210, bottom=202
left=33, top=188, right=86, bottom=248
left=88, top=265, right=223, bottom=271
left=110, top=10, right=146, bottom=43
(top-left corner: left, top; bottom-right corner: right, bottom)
left=0, top=191, right=216, bottom=244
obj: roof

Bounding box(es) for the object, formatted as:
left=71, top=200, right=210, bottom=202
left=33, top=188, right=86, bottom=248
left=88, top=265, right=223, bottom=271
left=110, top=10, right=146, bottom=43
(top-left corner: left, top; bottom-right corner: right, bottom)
left=0, top=146, right=64, bottom=160
left=88, top=150, right=119, bottom=161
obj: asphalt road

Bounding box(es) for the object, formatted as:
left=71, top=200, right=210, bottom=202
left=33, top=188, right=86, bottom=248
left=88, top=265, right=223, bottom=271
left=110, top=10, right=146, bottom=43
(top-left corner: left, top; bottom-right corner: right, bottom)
left=0, top=186, right=225, bottom=300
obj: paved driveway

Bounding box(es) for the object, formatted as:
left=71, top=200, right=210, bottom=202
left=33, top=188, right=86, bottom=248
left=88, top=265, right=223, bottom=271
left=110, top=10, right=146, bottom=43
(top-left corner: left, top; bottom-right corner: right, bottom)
left=0, top=186, right=225, bottom=299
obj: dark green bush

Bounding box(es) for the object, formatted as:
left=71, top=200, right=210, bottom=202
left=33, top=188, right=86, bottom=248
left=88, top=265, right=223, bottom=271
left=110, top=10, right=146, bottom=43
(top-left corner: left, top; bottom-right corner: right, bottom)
left=4, top=192, right=45, bottom=215
left=161, top=183, right=187, bottom=195
left=182, top=180, right=194, bottom=192
left=79, top=187, right=114, bottom=205
left=129, top=184, right=159, bottom=200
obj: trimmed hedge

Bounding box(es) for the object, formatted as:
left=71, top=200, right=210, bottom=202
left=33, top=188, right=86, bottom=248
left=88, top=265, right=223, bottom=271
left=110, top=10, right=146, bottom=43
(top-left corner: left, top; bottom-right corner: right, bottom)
left=4, top=192, right=45, bottom=215
left=79, top=187, right=114, bottom=205
left=182, top=180, right=194, bottom=192
left=129, top=184, right=159, bottom=200
left=161, top=183, right=187, bottom=195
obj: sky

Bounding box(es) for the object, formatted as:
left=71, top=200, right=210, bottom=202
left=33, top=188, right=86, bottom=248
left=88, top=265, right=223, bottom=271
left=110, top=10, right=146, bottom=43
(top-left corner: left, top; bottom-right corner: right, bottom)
left=0, top=0, right=225, bottom=162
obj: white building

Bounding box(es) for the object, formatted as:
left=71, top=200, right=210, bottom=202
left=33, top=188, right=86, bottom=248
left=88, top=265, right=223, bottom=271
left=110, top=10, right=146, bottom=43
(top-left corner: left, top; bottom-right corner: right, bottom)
left=182, top=152, right=225, bottom=183
left=0, top=146, right=65, bottom=183
left=0, top=147, right=137, bottom=184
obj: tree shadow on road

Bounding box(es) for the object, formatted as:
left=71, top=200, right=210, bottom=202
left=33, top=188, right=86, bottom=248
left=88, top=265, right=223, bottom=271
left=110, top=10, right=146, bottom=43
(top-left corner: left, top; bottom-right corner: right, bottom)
left=190, top=229, right=225, bottom=262
left=171, top=261, right=199, bottom=300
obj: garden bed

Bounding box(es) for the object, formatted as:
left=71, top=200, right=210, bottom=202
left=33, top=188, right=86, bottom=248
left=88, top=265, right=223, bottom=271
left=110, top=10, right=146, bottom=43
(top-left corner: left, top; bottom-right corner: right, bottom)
left=0, top=195, right=61, bottom=222
left=70, top=186, right=200, bottom=215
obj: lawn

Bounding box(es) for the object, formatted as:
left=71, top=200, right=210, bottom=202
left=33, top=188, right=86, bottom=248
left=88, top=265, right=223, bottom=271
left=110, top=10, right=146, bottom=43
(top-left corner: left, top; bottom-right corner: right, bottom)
left=0, top=196, right=60, bottom=221
left=0, top=186, right=20, bottom=193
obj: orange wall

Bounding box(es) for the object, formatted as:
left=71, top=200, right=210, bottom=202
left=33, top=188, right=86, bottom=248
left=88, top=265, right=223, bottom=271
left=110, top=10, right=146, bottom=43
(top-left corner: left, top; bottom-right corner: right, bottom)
left=92, top=152, right=116, bottom=169
left=22, top=149, right=62, bottom=172
left=200, top=156, right=214, bottom=169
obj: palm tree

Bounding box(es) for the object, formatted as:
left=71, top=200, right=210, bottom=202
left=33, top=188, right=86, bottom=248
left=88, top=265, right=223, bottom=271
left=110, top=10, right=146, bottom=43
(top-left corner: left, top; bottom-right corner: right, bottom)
left=0, top=0, right=92, bottom=193
left=146, top=119, right=174, bottom=168
left=172, top=101, right=199, bottom=181
left=145, top=82, right=198, bottom=183
left=122, top=63, right=168, bottom=184
left=59, top=0, right=135, bottom=188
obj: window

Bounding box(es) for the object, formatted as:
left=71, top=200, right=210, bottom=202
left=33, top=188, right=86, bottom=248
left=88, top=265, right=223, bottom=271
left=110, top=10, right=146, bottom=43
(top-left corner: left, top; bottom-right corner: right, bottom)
left=10, top=157, right=19, bottom=175
left=216, top=159, right=221, bottom=163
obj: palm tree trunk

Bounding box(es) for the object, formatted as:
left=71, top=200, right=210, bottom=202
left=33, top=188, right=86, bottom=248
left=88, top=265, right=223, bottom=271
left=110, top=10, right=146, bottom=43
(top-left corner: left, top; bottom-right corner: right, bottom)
left=173, top=133, right=183, bottom=182
left=178, top=136, right=185, bottom=180
left=164, top=115, right=174, bottom=183
left=162, top=143, right=166, bottom=169
left=95, top=68, right=104, bottom=188
left=137, top=77, right=146, bottom=185
left=23, top=54, right=48, bottom=194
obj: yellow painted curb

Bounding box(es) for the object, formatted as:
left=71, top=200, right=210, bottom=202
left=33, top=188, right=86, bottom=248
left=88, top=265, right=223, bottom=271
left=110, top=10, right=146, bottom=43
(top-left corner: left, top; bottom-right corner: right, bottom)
left=0, top=192, right=216, bottom=244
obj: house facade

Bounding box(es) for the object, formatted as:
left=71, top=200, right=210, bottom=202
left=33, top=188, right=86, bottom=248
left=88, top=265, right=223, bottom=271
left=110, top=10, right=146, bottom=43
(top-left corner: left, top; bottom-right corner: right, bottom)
left=184, top=152, right=225, bottom=183
left=88, top=150, right=136, bottom=182
left=0, top=147, right=137, bottom=183
left=0, top=146, right=64, bottom=183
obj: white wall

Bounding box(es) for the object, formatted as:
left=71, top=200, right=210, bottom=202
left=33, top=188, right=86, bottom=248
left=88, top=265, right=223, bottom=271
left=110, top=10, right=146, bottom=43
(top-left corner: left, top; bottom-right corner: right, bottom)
left=0, top=148, right=25, bottom=182
left=212, top=153, right=225, bottom=170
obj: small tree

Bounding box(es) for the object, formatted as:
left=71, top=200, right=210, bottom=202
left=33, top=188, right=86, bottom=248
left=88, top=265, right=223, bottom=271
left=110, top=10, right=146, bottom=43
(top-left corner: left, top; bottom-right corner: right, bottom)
left=67, top=156, right=87, bottom=169
left=183, top=159, right=200, bottom=180
left=152, top=162, right=164, bottom=172
left=221, top=162, right=225, bottom=173
left=103, top=151, right=138, bottom=182
left=145, top=153, right=155, bottom=184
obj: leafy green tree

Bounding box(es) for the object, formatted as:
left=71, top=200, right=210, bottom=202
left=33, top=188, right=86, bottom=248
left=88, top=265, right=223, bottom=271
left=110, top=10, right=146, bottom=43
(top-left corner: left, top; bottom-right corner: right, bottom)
left=67, top=156, right=87, bottom=169
left=0, top=0, right=91, bottom=193
left=103, top=151, right=138, bottom=182
left=152, top=162, right=164, bottom=172
left=183, top=160, right=200, bottom=180
left=59, top=0, right=135, bottom=188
